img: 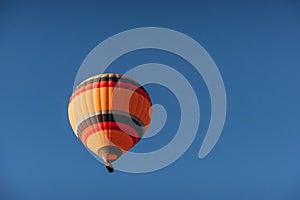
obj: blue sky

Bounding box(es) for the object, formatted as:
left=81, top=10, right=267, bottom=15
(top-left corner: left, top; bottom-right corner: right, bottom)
left=1, top=1, right=300, bottom=200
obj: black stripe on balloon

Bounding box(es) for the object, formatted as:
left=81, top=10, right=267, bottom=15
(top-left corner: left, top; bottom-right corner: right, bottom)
left=76, top=75, right=147, bottom=93
left=97, top=146, right=122, bottom=162
left=77, top=113, right=144, bottom=139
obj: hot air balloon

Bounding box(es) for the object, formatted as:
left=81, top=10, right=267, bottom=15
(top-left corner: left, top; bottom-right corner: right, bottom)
left=68, top=73, right=152, bottom=173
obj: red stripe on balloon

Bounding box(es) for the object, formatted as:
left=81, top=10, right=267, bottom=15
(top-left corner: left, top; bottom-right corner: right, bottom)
left=80, top=122, right=139, bottom=146
left=69, top=80, right=151, bottom=105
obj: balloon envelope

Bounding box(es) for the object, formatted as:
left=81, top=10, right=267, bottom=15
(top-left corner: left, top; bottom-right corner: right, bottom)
left=68, top=73, right=152, bottom=167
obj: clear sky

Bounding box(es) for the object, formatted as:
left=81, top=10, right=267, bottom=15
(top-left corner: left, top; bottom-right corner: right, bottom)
left=1, top=1, right=300, bottom=200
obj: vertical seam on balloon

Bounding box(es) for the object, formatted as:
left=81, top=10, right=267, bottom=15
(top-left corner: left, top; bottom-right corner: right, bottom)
left=107, top=73, right=112, bottom=147
left=94, top=75, right=104, bottom=152
left=75, top=84, right=85, bottom=139
left=83, top=78, right=92, bottom=142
